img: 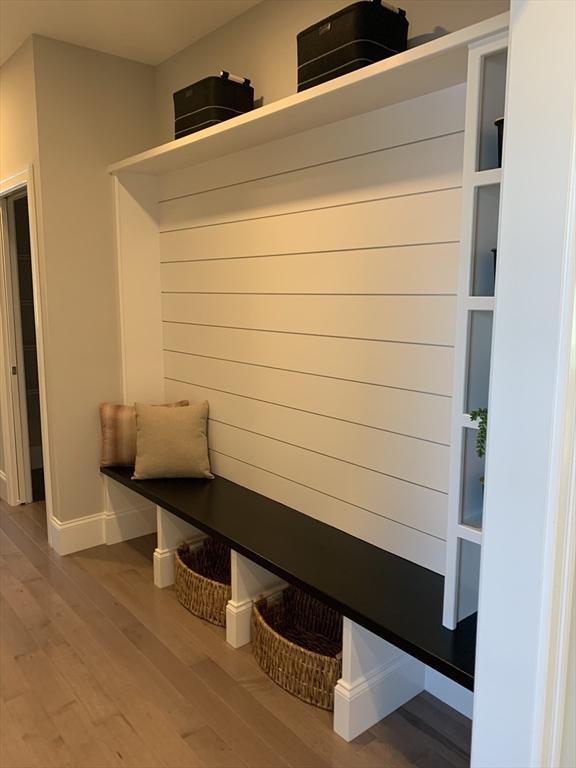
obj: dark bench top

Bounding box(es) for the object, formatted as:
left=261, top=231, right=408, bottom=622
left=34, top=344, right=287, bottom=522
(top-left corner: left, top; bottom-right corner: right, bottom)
left=102, top=466, right=476, bottom=690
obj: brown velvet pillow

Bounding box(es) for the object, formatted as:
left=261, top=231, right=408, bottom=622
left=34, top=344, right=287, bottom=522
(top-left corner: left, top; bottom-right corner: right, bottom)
left=133, top=401, right=213, bottom=480
left=99, top=401, right=188, bottom=467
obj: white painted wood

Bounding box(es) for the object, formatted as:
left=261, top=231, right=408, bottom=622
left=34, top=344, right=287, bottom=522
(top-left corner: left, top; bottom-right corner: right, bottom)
left=472, top=2, right=576, bottom=764
left=102, top=475, right=157, bottom=545
left=154, top=505, right=204, bottom=588
left=164, top=353, right=451, bottom=446
left=209, top=452, right=445, bottom=574
left=167, top=382, right=448, bottom=540
left=159, top=132, right=464, bottom=230
left=161, top=243, right=459, bottom=296
left=162, top=294, right=457, bottom=347
left=114, top=173, right=164, bottom=403
left=209, top=417, right=447, bottom=532
left=160, top=188, right=462, bottom=263
left=160, top=85, right=467, bottom=202
left=424, top=667, right=473, bottom=719
left=226, top=551, right=285, bottom=648
left=162, top=323, right=455, bottom=396
left=443, top=34, right=505, bottom=628
left=49, top=512, right=105, bottom=556
left=334, top=618, right=424, bottom=742
left=108, top=14, right=508, bottom=176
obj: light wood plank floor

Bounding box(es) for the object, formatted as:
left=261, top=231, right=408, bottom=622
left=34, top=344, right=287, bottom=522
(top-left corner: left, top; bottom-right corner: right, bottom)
left=0, top=500, right=471, bottom=768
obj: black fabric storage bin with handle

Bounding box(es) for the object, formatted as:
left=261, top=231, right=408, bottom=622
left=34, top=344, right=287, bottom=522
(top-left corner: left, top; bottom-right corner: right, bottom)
left=297, top=0, right=408, bottom=92
left=173, top=71, right=254, bottom=139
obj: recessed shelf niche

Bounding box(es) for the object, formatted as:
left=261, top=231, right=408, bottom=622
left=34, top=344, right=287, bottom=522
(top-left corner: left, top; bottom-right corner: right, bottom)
left=457, top=539, right=482, bottom=621
left=472, top=184, right=500, bottom=296
left=477, top=49, right=508, bottom=171
left=466, top=310, right=493, bottom=413
left=461, top=428, right=485, bottom=530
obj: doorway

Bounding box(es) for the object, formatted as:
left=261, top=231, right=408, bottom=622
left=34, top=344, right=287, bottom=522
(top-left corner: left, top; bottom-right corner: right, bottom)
left=11, top=193, right=45, bottom=501
left=0, top=175, right=49, bottom=517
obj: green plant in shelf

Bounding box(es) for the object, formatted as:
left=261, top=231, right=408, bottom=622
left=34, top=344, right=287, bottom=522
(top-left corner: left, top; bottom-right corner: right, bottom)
left=469, top=408, right=488, bottom=457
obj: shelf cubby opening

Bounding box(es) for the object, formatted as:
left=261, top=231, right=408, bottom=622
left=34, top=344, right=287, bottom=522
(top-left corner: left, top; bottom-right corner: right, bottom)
left=477, top=49, right=508, bottom=171
left=472, top=184, right=500, bottom=296
left=460, top=427, right=485, bottom=531
left=465, top=310, right=494, bottom=413
left=457, top=539, right=481, bottom=622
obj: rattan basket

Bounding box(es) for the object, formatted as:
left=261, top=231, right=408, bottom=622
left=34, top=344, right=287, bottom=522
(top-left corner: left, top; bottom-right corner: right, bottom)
left=251, top=586, right=343, bottom=709
left=174, top=537, right=231, bottom=626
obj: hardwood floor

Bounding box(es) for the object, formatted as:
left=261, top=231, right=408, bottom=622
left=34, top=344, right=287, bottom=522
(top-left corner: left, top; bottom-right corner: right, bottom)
left=0, top=500, right=472, bottom=768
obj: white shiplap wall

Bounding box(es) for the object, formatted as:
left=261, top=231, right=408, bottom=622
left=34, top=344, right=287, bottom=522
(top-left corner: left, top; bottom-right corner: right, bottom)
left=159, top=84, right=466, bottom=573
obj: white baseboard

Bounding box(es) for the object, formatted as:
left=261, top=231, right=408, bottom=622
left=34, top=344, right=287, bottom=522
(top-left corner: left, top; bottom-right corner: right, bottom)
left=153, top=547, right=176, bottom=588
left=334, top=653, right=425, bottom=742
left=104, top=504, right=156, bottom=545
left=424, top=666, right=474, bottom=719
left=49, top=513, right=105, bottom=556
left=226, top=598, right=253, bottom=648
left=49, top=503, right=158, bottom=557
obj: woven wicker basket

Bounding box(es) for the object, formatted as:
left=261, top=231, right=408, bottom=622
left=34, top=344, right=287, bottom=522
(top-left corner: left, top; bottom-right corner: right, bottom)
left=174, top=538, right=231, bottom=626
left=251, top=586, right=343, bottom=709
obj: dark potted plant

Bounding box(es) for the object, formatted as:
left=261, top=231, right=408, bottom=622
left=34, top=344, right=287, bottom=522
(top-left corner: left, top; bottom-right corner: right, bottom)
left=469, top=408, right=487, bottom=457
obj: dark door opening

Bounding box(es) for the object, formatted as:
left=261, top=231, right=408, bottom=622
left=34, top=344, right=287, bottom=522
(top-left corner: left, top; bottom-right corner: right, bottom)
left=13, top=195, right=45, bottom=502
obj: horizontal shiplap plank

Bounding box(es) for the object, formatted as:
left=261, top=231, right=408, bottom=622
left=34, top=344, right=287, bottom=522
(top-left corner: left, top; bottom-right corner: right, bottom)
left=160, top=188, right=461, bottom=262
left=208, top=448, right=445, bottom=574
left=165, top=378, right=448, bottom=539
left=164, top=354, right=450, bottom=488
left=162, top=294, right=457, bottom=346
left=162, top=322, right=455, bottom=395
left=160, top=84, right=466, bottom=202
left=160, top=132, right=463, bottom=230
left=160, top=243, right=459, bottom=295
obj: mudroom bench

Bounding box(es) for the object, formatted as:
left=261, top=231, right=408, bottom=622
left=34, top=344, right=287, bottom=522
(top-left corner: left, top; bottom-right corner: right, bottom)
left=101, top=465, right=475, bottom=739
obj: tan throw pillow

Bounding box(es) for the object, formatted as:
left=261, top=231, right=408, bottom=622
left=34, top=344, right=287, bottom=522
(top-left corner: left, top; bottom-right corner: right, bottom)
left=133, top=401, right=213, bottom=480
left=99, top=401, right=188, bottom=467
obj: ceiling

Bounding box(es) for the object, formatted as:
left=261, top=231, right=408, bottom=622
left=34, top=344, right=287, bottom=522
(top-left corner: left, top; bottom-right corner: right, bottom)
left=0, top=0, right=261, bottom=67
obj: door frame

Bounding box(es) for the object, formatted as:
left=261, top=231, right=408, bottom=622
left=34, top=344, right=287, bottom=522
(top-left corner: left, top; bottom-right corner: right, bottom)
left=0, top=166, right=54, bottom=541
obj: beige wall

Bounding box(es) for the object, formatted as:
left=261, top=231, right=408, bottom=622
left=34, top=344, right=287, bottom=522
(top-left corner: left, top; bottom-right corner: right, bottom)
left=0, top=36, right=157, bottom=521
left=0, top=38, right=39, bottom=180
left=30, top=36, right=156, bottom=522
left=0, top=38, right=40, bottom=496
left=156, top=0, right=509, bottom=143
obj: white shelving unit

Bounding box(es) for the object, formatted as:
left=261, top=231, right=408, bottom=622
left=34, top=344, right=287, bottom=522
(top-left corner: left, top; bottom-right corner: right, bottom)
left=443, top=33, right=508, bottom=629
left=108, top=14, right=509, bottom=177
left=108, top=12, right=511, bottom=738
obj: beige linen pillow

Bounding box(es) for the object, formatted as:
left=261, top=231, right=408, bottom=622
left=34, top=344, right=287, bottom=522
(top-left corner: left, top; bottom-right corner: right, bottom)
left=99, top=401, right=188, bottom=467
left=133, top=401, right=213, bottom=480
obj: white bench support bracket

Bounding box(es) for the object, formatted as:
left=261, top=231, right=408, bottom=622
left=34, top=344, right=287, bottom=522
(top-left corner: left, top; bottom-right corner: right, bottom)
left=334, top=618, right=425, bottom=742
left=154, top=505, right=204, bottom=588
left=226, top=551, right=285, bottom=648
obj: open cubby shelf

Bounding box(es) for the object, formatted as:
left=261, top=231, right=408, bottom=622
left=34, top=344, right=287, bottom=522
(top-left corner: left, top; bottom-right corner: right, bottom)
left=443, top=30, right=507, bottom=629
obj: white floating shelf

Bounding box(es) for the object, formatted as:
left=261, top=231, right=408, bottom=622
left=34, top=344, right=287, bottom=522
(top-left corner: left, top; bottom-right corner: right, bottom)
left=470, top=167, right=502, bottom=187
left=461, top=413, right=480, bottom=430
left=108, top=13, right=508, bottom=176
left=466, top=296, right=495, bottom=311
left=457, top=522, right=482, bottom=545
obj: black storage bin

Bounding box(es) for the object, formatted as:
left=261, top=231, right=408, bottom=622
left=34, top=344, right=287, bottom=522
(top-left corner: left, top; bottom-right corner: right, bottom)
left=297, top=0, right=408, bottom=92
left=173, top=71, right=254, bottom=139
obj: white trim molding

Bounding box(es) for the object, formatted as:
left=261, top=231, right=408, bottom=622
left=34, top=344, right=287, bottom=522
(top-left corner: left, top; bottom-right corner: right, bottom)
left=334, top=618, right=424, bottom=742
left=225, top=598, right=253, bottom=648
left=49, top=512, right=105, bottom=556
